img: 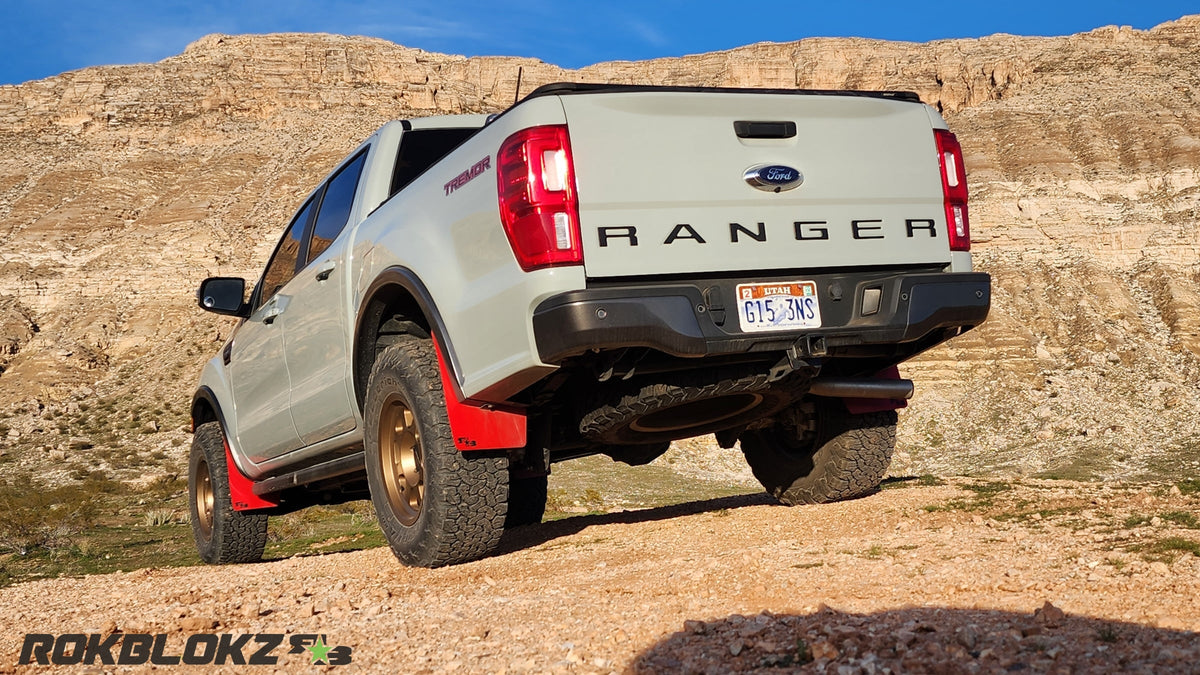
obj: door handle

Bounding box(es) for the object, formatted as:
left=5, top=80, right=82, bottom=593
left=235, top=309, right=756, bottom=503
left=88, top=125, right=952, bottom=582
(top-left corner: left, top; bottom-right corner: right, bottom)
left=262, top=305, right=282, bottom=325
left=315, top=261, right=336, bottom=281
left=260, top=295, right=290, bottom=325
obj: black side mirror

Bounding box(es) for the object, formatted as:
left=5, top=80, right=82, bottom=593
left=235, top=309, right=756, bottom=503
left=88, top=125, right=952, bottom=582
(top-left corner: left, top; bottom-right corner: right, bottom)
left=197, top=277, right=249, bottom=317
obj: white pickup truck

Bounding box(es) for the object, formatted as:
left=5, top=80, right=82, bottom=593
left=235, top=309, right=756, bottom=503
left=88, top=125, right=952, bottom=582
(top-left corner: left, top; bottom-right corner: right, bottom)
left=190, top=83, right=990, bottom=567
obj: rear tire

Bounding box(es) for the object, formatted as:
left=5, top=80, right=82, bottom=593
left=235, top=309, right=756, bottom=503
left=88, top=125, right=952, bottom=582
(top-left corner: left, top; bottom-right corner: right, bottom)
left=740, top=403, right=896, bottom=505
left=188, top=422, right=268, bottom=564
left=364, top=336, right=509, bottom=567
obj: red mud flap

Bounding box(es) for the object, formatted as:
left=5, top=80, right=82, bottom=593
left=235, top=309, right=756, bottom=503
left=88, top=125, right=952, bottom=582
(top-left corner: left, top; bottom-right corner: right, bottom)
left=225, top=440, right=279, bottom=512
left=433, top=339, right=527, bottom=451
left=842, top=366, right=910, bottom=415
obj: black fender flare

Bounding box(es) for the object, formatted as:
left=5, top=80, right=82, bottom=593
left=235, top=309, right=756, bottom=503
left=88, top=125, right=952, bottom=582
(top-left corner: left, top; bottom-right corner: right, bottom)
left=191, top=386, right=229, bottom=434
left=353, top=266, right=467, bottom=405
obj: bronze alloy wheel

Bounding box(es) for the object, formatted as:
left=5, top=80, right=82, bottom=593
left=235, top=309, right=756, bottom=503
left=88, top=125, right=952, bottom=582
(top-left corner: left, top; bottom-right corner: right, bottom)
left=380, top=394, right=424, bottom=526
left=194, top=456, right=215, bottom=541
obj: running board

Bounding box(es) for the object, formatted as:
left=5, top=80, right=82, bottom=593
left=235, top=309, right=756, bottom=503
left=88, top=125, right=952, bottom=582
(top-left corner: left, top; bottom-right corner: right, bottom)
left=251, top=452, right=366, bottom=496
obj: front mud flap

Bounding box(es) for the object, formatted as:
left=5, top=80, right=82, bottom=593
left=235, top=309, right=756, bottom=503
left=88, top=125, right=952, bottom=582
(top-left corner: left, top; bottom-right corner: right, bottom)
left=225, top=440, right=280, bottom=511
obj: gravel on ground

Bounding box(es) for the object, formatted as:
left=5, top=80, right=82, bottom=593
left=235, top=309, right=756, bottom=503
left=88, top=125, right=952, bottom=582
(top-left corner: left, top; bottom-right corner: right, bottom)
left=2, top=479, right=1198, bottom=673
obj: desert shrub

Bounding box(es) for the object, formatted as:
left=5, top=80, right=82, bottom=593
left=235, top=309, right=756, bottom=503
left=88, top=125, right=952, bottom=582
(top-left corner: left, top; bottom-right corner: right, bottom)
left=544, top=488, right=569, bottom=513
left=142, top=474, right=184, bottom=499
left=1160, top=511, right=1199, bottom=528
left=1124, top=514, right=1152, bottom=528
left=141, top=509, right=177, bottom=527
left=0, top=478, right=100, bottom=554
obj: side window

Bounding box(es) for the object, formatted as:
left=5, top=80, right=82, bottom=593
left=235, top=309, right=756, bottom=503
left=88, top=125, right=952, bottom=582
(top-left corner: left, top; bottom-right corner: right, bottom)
left=307, top=150, right=368, bottom=264
left=389, top=128, right=478, bottom=197
left=257, top=198, right=316, bottom=311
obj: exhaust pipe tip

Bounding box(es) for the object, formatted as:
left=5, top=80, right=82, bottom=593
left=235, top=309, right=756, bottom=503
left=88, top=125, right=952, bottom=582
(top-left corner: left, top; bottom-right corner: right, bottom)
left=809, top=378, right=914, bottom=400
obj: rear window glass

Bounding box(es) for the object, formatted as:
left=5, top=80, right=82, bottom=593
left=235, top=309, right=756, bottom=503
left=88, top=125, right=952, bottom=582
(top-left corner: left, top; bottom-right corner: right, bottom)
left=390, top=128, right=478, bottom=196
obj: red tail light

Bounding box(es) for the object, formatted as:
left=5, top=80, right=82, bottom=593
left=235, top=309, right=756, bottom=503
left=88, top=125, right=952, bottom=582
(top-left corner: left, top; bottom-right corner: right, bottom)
left=496, top=125, right=583, bottom=271
left=934, top=129, right=970, bottom=252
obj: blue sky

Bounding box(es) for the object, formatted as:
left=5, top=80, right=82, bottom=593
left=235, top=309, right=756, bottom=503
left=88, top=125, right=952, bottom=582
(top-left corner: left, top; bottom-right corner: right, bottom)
left=1, top=1, right=1196, bottom=86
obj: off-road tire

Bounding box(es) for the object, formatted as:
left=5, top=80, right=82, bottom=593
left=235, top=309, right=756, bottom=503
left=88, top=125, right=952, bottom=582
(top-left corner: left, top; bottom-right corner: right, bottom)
left=505, top=474, right=548, bottom=528
left=364, top=336, right=509, bottom=567
left=740, top=403, right=896, bottom=505
left=188, top=422, right=269, bottom=564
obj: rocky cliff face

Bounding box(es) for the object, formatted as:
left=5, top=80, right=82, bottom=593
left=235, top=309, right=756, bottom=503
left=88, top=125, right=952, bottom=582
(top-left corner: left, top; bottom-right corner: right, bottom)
left=1, top=18, right=1198, bottom=483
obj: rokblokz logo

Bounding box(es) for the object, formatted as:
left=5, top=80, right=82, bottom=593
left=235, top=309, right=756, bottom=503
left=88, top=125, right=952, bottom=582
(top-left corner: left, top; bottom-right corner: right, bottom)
left=19, top=632, right=352, bottom=666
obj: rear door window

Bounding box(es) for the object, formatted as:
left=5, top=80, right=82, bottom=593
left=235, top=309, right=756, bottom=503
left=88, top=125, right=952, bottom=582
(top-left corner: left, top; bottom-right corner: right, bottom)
left=307, top=150, right=368, bottom=264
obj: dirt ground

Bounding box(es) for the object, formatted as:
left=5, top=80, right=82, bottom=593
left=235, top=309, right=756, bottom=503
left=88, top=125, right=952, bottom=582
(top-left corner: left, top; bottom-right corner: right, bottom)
left=2, top=478, right=1199, bottom=673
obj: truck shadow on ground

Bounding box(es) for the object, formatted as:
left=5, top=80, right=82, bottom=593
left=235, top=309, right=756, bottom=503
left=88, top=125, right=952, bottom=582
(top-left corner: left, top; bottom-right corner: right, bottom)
left=495, top=491, right=775, bottom=556
left=629, top=605, right=1200, bottom=674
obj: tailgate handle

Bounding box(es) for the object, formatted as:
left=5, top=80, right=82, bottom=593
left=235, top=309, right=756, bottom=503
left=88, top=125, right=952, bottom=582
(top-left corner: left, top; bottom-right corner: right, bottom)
left=734, top=121, right=796, bottom=139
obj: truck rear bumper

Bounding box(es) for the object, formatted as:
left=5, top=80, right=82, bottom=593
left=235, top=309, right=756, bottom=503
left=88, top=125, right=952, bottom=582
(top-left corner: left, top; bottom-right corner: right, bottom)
left=531, top=270, right=990, bottom=364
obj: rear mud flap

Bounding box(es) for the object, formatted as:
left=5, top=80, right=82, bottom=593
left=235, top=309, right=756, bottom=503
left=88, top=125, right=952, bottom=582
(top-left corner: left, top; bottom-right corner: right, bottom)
left=432, top=338, right=527, bottom=451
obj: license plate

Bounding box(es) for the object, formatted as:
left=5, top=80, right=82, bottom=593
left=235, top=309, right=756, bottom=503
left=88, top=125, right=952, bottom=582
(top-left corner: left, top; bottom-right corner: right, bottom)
left=735, top=281, right=822, bottom=333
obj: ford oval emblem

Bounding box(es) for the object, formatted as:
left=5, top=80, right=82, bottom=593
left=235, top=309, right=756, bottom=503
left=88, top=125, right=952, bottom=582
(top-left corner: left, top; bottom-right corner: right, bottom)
left=743, top=164, right=804, bottom=193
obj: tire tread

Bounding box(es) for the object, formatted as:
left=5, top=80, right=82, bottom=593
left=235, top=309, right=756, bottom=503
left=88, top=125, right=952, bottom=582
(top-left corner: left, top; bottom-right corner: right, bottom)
left=366, top=337, right=508, bottom=568
left=741, top=406, right=896, bottom=505
left=190, top=422, right=268, bottom=564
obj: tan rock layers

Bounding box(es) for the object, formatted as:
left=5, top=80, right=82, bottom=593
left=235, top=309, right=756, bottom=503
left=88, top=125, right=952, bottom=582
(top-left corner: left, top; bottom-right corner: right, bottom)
left=1, top=16, right=1200, bottom=481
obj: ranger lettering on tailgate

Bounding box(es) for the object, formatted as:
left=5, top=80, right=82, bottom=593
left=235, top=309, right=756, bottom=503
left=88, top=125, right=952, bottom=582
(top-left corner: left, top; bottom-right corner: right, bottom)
left=596, top=218, right=939, bottom=247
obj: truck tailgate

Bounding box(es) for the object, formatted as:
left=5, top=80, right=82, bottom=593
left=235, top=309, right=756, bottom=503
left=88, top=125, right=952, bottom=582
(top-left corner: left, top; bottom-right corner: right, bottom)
left=559, top=91, right=951, bottom=279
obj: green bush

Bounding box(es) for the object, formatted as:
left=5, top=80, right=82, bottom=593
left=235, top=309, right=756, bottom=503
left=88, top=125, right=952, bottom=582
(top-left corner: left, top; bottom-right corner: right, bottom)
left=1161, top=511, right=1200, bottom=529
left=0, top=479, right=101, bottom=555
left=1148, top=537, right=1200, bottom=558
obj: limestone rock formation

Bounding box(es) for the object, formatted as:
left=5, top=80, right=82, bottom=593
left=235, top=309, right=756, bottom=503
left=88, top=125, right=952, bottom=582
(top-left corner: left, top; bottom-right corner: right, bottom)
left=1, top=16, right=1199, bottom=483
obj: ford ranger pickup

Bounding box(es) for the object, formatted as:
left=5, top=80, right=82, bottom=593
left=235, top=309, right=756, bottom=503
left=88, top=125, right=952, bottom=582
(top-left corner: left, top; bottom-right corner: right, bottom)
left=189, top=83, right=990, bottom=567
